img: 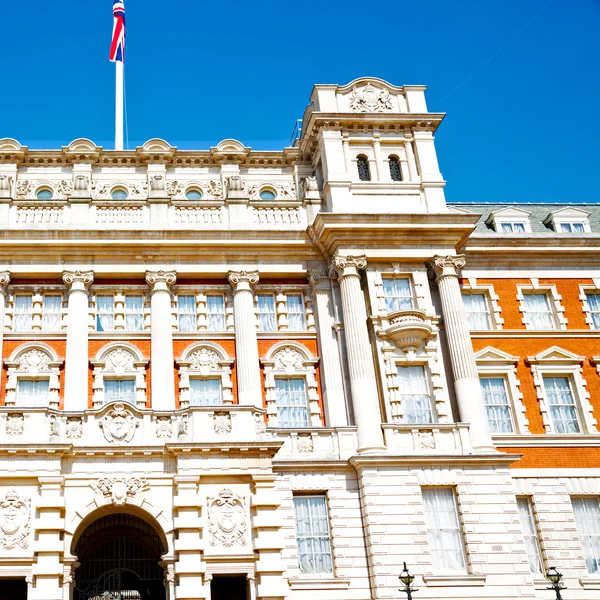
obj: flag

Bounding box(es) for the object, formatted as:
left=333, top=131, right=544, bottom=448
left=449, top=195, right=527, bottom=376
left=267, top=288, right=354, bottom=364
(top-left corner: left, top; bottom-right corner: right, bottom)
left=110, top=1, right=126, bottom=63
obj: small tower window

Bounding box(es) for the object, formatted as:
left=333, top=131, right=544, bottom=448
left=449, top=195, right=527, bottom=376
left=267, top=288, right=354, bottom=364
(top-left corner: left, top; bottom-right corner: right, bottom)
left=185, top=188, right=203, bottom=200
left=111, top=188, right=129, bottom=200
left=36, top=188, right=53, bottom=200
left=389, top=156, right=402, bottom=181
left=357, top=156, right=371, bottom=181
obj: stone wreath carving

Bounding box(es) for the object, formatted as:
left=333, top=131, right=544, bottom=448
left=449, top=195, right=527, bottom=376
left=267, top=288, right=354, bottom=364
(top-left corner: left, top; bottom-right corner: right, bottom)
left=189, top=348, right=220, bottom=373
left=66, top=417, right=83, bottom=439
left=166, top=180, right=223, bottom=200
left=0, top=489, right=31, bottom=550
left=99, top=403, right=139, bottom=444
left=213, top=411, right=232, bottom=435
left=272, top=348, right=305, bottom=373
left=207, top=489, right=247, bottom=547
left=94, top=477, right=149, bottom=506
left=348, top=83, right=393, bottom=113
left=6, top=414, right=24, bottom=436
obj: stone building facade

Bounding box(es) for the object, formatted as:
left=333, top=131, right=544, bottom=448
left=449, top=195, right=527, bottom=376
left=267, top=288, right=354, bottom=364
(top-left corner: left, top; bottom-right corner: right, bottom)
left=0, top=77, right=597, bottom=599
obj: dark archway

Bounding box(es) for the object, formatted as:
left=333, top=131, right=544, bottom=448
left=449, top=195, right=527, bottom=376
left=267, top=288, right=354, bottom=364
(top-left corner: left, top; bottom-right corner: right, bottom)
left=73, top=513, right=166, bottom=600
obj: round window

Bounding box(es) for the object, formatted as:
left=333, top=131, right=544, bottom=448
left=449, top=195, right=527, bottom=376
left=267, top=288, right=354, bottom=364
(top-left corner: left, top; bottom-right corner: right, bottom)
left=185, top=189, right=203, bottom=200
left=259, top=189, right=276, bottom=201
left=36, top=189, right=53, bottom=200
left=111, top=189, right=129, bottom=200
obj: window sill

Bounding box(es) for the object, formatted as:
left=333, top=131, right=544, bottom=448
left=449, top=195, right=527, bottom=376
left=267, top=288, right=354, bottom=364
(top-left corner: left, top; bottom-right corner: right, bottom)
left=288, top=578, right=351, bottom=590
left=423, top=574, right=486, bottom=587
left=580, top=576, right=600, bottom=589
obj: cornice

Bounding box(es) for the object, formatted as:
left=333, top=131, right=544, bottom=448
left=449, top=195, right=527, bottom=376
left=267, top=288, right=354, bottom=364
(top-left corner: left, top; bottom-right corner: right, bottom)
left=348, top=452, right=520, bottom=468
left=496, top=434, right=600, bottom=448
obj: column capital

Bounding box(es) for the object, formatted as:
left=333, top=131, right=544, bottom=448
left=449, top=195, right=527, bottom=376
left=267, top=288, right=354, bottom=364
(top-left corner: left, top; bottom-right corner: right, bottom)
left=145, top=270, right=176, bottom=291
left=0, top=271, right=10, bottom=294
left=63, top=270, right=94, bottom=292
left=307, top=269, right=330, bottom=290
left=427, top=255, right=466, bottom=280
left=329, top=254, right=367, bottom=280
left=228, top=270, right=259, bottom=292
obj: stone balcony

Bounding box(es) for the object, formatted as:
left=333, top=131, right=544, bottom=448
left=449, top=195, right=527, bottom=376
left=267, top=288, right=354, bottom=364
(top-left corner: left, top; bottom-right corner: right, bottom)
left=378, top=308, right=435, bottom=351
left=382, top=423, right=472, bottom=454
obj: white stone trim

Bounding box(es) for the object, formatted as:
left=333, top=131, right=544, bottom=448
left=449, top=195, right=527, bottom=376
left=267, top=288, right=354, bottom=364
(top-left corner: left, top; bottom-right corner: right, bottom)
left=543, top=206, right=592, bottom=233
left=91, top=342, right=149, bottom=409
left=474, top=346, right=529, bottom=434
left=579, top=283, right=600, bottom=330
left=4, top=342, right=64, bottom=408
left=461, top=278, right=503, bottom=330
left=516, top=282, right=567, bottom=330
left=528, top=346, right=597, bottom=434
left=176, top=341, right=234, bottom=407
left=485, top=206, right=532, bottom=233
left=261, top=341, right=321, bottom=427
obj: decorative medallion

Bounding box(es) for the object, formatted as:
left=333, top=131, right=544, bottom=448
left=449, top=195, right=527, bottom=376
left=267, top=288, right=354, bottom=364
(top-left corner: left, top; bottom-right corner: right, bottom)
left=296, top=435, right=314, bottom=453
left=0, top=489, right=31, bottom=550
left=189, top=348, right=220, bottom=373
left=15, top=349, right=51, bottom=375
left=418, top=430, right=436, bottom=450
left=99, top=403, right=139, bottom=444
left=273, top=348, right=304, bottom=373
left=155, top=416, right=172, bottom=439
left=66, top=417, right=83, bottom=439
left=348, top=83, right=393, bottom=113
left=213, top=412, right=232, bottom=435
left=94, top=477, right=149, bottom=506
left=5, top=414, right=24, bottom=436
left=104, top=348, right=135, bottom=376
left=207, top=489, right=247, bottom=547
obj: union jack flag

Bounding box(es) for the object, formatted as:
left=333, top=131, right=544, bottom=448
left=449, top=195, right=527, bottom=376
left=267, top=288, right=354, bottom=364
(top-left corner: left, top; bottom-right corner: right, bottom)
left=109, top=1, right=126, bottom=63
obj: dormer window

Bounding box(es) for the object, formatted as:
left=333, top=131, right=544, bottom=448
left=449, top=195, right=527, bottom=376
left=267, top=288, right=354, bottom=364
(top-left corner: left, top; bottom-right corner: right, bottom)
left=389, top=156, right=402, bottom=181
left=357, top=155, right=371, bottom=181
left=500, top=222, right=526, bottom=233
left=544, top=207, right=591, bottom=233
left=558, top=222, right=585, bottom=233
left=486, top=207, right=532, bottom=233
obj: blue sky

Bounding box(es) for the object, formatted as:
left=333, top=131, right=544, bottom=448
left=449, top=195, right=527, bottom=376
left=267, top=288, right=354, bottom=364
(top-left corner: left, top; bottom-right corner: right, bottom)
left=1, top=0, right=598, bottom=203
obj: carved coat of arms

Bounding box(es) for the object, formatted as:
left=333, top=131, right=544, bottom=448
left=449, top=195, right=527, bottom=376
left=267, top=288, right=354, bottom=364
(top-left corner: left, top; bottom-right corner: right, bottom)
left=207, top=489, right=247, bottom=547
left=0, top=490, right=31, bottom=550
left=349, top=83, right=393, bottom=113
left=6, top=414, right=24, bottom=436
left=99, top=403, right=139, bottom=444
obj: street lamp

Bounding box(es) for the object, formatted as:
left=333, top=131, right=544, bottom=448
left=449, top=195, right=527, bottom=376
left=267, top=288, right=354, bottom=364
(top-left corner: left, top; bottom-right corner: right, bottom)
left=398, top=562, right=418, bottom=599
left=546, top=566, right=566, bottom=600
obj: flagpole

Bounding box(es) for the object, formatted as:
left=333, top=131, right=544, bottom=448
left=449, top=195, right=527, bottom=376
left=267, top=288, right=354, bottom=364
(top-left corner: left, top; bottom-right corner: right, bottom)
left=115, top=60, right=124, bottom=150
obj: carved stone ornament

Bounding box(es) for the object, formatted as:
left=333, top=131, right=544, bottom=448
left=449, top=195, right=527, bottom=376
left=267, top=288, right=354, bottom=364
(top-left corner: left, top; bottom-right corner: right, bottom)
left=329, top=254, right=367, bottom=279
left=0, top=176, right=10, bottom=191
left=74, top=175, right=89, bottom=191
left=227, top=270, right=259, bottom=287
left=104, top=348, right=135, bottom=376
left=228, top=176, right=244, bottom=191
left=15, top=181, right=32, bottom=198
left=0, top=489, right=31, bottom=550
left=189, top=348, right=220, bottom=373
left=419, top=430, right=436, bottom=450
left=427, top=255, right=466, bottom=280
left=0, top=272, right=10, bottom=289
left=15, top=349, right=51, bottom=375
left=166, top=180, right=223, bottom=199
left=296, top=434, right=314, bottom=453
left=94, top=477, right=149, bottom=506
left=247, top=181, right=296, bottom=201
left=178, top=413, right=189, bottom=437
left=150, top=175, right=165, bottom=191
left=66, top=417, right=83, bottom=439
left=57, top=180, right=74, bottom=197
left=5, top=414, right=24, bottom=436
left=91, top=181, right=148, bottom=200
left=48, top=414, right=60, bottom=437
left=145, top=270, right=177, bottom=287
left=303, top=175, right=319, bottom=193
left=207, top=489, right=247, bottom=547
left=213, top=411, right=232, bottom=435
left=273, top=348, right=305, bottom=373
left=155, top=416, right=172, bottom=439
left=349, top=83, right=394, bottom=113
left=254, top=412, right=266, bottom=434
left=62, top=270, right=94, bottom=288
left=99, top=403, right=139, bottom=444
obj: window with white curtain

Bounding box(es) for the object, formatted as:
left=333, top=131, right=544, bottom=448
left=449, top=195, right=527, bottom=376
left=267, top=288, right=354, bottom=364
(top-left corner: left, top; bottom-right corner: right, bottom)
left=42, top=295, right=62, bottom=332
left=189, top=378, right=222, bottom=406
left=125, top=295, right=144, bottom=331
left=178, top=295, right=197, bottom=332
left=572, top=497, right=600, bottom=574
left=586, top=293, right=600, bottom=329
left=16, top=380, right=50, bottom=407
left=542, top=376, right=580, bottom=433
left=397, top=366, right=434, bottom=424
left=96, top=295, right=115, bottom=332
left=257, top=294, right=277, bottom=331
left=559, top=222, right=585, bottom=233
left=293, top=495, right=333, bottom=575
left=207, top=294, right=226, bottom=331
left=13, top=295, right=33, bottom=332
left=479, top=377, right=514, bottom=433
left=500, top=222, right=526, bottom=233
left=382, top=278, right=413, bottom=312
left=104, top=379, right=136, bottom=404
left=517, top=497, right=543, bottom=574
left=287, top=294, right=306, bottom=330
left=422, top=488, right=467, bottom=572
left=462, top=294, right=492, bottom=330
left=275, top=378, right=309, bottom=427
left=523, top=293, right=556, bottom=329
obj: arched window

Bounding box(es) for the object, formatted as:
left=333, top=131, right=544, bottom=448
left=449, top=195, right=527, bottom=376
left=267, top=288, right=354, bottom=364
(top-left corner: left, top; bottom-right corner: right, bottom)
left=357, top=156, right=370, bottom=181
left=389, top=156, right=402, bottom=182
left=185, top=188, right=203, bottom=200
left=259, top=189, right=276, bottom=201
left=36, top=188, right=53, bottom=200
left=111, top=188, right=129, bottom=200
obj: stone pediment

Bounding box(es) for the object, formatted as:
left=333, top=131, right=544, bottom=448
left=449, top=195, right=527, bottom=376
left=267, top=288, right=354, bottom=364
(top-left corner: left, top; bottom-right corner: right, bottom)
left=475, top=346, right=518, bottom=364
left=528, top=345, right=585, bottom=364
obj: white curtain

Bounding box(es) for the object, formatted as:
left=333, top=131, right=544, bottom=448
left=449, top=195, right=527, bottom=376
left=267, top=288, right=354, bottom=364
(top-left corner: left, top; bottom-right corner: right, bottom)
left=293, top=496, right=333, bottom=575
left=398, top=366, right=433, bottom=424
left=178, top=295, right=196, bottom=332
left=207, top=294, right=226, bottom=331
left=516, top=498, right=542, bottom=574
left=42, top=295, right=62, bottom=332
left=287, top=294, right=306, bottom=330
left=523, top=294, right=555, bottom=329
left=480, top=377, right=513, bottom=433
left=276, top=379, right=308, bottom=427
left=190, top=379, right=222, bottom=406
left=17, top=380, right=49, bottom=407
left=463, top=294, right=491, bottom=330
left=14, top=295, right=32, bottom=332
left=382, top=278, right=413, bottom=312
left=422, top=488, right=466, bottom=571
left=572, top=497, right=600, bottom=574
left=104, top=379, right=135, bottom=404
left=543, top=376, right=580, bottom=433
left=96, top=296, right=115, bottom=332
left=125, top=295, right=144, bottom=331
left=587, top=293, right=600, bottom=329
left=257, top=294, right=276, bottom=331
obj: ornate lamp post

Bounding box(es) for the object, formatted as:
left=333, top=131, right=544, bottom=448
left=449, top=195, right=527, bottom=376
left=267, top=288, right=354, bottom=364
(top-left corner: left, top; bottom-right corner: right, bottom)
left=546, top=566, right=566, bottom=600
left=398, top=562, right=418, bottom=599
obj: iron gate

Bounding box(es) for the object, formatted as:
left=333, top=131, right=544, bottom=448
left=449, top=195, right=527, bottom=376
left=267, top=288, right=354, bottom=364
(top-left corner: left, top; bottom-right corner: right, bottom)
left=73, top=513, right=166, bottom=600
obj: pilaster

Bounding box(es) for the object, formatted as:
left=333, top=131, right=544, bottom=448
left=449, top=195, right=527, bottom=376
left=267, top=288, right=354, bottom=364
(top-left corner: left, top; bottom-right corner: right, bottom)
left=0, top=272, right=10, bottom=371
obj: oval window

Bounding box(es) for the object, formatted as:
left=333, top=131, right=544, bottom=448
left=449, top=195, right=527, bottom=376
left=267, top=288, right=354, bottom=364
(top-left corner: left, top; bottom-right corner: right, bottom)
left=185, top=189, right=203, bottom=200
left=111, top=189, right=129, bottom=200
left=36, top=189, right=53, bottom=200
left=259, top=189, right=276, bottom=201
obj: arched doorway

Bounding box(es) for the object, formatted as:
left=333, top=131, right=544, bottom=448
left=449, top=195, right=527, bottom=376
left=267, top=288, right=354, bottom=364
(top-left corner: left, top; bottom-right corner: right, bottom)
left=73, top=513, right=167, bottom=600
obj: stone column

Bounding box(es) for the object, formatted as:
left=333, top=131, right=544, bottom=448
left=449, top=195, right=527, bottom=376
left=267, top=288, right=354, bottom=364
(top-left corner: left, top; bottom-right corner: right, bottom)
left=405, top=137, right=419, bottom=182
left=330, top=255, right=385, bottom=453
left=309, top=271, right=348, bottom=427
left=429, top=255, right=494, bottom=451
left=228, top=271, right=263, bottom=408
left=372, top=134, right=384, bottom=180
left=0, top=272, right=10, bottom=371
left=63, top=271, right=93, bottom=411
left=146, top=271, right=176, bottom=410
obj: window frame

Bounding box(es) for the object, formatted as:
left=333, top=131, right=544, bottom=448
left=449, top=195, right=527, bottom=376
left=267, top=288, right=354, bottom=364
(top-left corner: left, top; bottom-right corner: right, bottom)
left=124, top=293, right=144, bottom=332
left=103, top=377, right=137, bottom=405
left=462, top=292, right=493, bottom=331
left=381, top=277, right=415, bottom=313
left=206, top=293, right=226, bottom=332
left=544, top=207, right=592, bottom=234
left=479, top=376, right=515, bottom=434
left=286, top=293, right=306, bottom=331
left=177, top=294, right=197, bottom=332
left=356, top=154, right=371, bottom=181
left=517, top=284, right=567, bottom=331
left=41, top=293, right=63, bottom=332
left=16, top=378, right=51, bottom=408
left=256, top=292, right=277, bottom=332
left=188, top=377, right=223, bottom=406
left=388, top=155, right=403, bottom=182
left=516, top=496, right=544, bottom=575
left=12, top=294, right=33, bottom=332
left=396, top=364, right=436, bottom=425
left=541, top=374, right=581, bottom=434
left=572, top=496, right=600, bottom=575
left=580, top=285, right=600, bottom=330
